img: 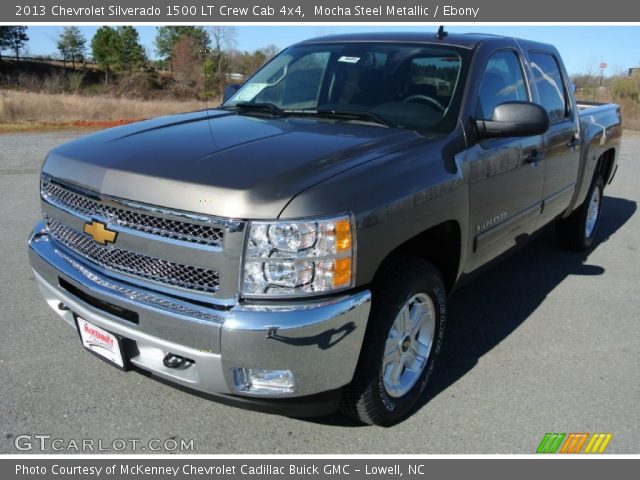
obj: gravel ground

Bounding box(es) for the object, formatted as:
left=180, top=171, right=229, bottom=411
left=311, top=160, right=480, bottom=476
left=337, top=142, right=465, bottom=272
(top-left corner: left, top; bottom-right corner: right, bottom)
left=0, top=130, right=638, bottom=454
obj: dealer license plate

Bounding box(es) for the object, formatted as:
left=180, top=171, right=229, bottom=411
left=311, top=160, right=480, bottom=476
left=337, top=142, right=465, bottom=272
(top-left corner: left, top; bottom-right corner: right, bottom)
left=77, top=317, right=124, bottom=368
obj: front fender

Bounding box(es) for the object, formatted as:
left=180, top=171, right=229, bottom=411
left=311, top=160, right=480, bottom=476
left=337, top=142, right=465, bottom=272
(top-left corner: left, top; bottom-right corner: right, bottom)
left=279, top=134, right=470, bottom=287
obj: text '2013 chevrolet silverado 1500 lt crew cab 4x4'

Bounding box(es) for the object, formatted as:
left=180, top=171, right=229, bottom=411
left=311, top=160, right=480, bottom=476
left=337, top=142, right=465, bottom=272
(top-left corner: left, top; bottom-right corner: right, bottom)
left=28, top=31, right=621, bottom=425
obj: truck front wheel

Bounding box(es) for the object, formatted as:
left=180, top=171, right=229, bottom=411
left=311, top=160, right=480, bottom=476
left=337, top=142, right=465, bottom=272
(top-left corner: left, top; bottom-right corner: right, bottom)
left=341, top=256, right=447, bottom=426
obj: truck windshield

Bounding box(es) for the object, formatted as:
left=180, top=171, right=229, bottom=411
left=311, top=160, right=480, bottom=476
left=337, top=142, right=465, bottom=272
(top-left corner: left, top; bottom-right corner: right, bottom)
left=224, top=43, right=467, bottom=133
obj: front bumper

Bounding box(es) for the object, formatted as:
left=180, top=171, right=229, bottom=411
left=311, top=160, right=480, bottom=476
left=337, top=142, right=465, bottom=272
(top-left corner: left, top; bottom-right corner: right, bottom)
left=28, top=222, right=371, bottom=406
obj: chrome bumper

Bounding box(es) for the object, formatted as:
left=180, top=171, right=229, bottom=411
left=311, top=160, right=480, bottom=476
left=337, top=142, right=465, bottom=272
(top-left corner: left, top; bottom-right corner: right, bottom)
left=28, top=222, right=371, bottom=398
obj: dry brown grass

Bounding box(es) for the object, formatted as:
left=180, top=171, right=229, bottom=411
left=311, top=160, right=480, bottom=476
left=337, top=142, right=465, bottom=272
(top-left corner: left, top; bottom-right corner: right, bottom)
left=575, top=84, right=640, bottom=131
left=0, top=89, right=212, bottom=124
left=2, top=87, right=638, bottom=132
left=618, top=98, right=640, bottom=131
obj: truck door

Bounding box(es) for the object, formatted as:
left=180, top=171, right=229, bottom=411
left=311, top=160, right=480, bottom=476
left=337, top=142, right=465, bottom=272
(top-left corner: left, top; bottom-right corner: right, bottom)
left=467, top=49, right=545, bottom=271
left=527, top=51, right=581, bottom=222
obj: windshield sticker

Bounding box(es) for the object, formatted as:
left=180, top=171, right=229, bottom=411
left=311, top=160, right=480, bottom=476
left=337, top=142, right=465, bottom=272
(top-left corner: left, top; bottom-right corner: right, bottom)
left=234, top=83, right=269, bottom=102
left=338, top=56, right=361, bottom=63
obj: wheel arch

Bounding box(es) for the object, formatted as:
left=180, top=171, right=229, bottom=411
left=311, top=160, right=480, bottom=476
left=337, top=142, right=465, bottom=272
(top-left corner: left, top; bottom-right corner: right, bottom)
left=374, top=220, right=462, bottom=294
left=595, top=148, right=616, bottom=185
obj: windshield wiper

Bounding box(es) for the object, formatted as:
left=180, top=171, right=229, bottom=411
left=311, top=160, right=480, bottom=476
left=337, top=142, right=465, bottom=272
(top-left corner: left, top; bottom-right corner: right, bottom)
left=223, top=104, right=395, bottom=127
left=315, top=108, right=395, bottom=127
left=227, top=102, right=285, bottom=116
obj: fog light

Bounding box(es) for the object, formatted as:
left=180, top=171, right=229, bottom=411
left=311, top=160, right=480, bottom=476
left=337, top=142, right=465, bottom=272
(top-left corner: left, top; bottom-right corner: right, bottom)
left=232, top=368, right=295, bottom=395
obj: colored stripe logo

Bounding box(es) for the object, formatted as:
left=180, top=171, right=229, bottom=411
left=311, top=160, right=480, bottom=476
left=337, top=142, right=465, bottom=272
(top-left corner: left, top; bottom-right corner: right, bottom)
left=537, top=433, right=613, bottom=454
left=584, top=433, right=613, bottom=453
left=537, top=433, right=565, bottom=453
left=560, top=433, right=589, bottom=453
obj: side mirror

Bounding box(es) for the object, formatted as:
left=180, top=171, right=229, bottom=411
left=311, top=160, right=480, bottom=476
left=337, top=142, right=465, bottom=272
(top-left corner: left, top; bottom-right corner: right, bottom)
left=223, top=83, right=241, bottom=102
left=476, top=101, right=549, bottom=139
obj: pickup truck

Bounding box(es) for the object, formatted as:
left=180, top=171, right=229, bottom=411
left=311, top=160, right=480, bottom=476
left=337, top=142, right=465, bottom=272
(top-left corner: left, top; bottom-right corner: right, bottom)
left=28, top=31, right=622, bottom=425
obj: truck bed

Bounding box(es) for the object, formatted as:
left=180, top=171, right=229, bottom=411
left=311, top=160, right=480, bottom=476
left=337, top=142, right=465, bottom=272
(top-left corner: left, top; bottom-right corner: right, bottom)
left=576, top=100, right=619, bottom=113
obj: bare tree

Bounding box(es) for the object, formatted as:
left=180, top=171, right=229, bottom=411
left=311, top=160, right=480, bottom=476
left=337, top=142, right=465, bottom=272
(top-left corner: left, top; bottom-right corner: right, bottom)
left=172, top=36, right=203, bottom=90
left=209, top=27, right=237, bottom=90
left=262, top=44, right=280, bottom=60
left=210, top=26, right=236, bottom=53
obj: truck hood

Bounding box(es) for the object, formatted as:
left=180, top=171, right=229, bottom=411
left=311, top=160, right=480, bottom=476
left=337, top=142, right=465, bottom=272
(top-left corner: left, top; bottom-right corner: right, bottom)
left=43, top=109, right=424, bottom=219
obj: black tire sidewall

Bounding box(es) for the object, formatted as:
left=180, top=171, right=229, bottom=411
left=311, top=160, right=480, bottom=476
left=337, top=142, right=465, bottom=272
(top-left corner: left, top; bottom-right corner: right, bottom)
left=369, top=265, right=447, bottom=422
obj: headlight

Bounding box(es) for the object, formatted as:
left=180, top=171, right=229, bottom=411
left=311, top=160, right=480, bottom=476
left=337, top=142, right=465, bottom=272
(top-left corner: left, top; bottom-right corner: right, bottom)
left=242, top=214, right=354, bottom=297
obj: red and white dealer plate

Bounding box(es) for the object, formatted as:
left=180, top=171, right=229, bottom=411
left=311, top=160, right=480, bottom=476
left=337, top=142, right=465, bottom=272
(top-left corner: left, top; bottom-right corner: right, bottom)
left=77, top=317, right=124, bottom=368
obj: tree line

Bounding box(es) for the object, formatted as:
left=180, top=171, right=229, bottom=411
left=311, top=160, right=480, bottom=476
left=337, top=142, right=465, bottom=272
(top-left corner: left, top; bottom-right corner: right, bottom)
left=0, top=26, right=278, bottom=98
left=152, top=26, right=278, bottom=94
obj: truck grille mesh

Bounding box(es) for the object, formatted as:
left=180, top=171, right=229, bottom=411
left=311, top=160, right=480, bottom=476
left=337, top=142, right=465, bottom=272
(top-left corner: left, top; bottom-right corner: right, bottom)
left=45, top=217, right=220, bottom=293
left=41, top=180, right=224, bottom=247
left=61, top=253, right=223, bottom=322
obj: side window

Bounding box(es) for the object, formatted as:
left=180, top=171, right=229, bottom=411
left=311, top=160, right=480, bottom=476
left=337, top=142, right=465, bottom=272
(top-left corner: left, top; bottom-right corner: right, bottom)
left=529, top=52, right=569, bottom=123
left=477, top=51, right=528, bottom=119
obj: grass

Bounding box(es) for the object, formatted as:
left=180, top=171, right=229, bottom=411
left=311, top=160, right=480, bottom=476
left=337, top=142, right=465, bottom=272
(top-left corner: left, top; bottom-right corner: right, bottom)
left=618, top=99, right=640, bottom=131
left=0, top=89, right=214, bottom=132
left=575, top=83, right=640, bottom=131
left=0, top=120, right=145, bottom=133
left=577, top=96, right=640, bottom=131
left=1, top=87, right=638, bottom=133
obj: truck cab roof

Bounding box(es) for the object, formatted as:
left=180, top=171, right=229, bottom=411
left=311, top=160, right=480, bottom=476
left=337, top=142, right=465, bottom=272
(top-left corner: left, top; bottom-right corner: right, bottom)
left=296, top=31, right=556, bottom=53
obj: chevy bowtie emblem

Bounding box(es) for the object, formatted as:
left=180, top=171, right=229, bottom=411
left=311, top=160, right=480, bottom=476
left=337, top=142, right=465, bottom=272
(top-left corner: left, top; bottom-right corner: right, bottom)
left=83, top=220, right=117, bottom=245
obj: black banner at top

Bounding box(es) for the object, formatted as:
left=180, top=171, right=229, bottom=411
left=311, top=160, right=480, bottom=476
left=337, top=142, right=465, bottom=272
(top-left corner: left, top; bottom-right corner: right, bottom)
left=3, top=0, right=640, bottom=23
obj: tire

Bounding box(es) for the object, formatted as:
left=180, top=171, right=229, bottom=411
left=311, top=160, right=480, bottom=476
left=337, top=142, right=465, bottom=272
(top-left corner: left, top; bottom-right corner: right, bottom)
left=340, top=256, right=447, bottom=426
left=557, top=174, right=604, bottom=251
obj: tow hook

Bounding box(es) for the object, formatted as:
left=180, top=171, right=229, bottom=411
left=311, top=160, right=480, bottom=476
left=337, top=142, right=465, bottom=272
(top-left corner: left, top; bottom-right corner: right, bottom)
left=163, top=353, right=193, bottom=369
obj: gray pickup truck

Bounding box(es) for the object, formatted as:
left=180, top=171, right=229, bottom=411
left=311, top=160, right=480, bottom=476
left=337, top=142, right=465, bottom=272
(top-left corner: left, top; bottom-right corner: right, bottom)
left=28, top=31, right=621, bottom=425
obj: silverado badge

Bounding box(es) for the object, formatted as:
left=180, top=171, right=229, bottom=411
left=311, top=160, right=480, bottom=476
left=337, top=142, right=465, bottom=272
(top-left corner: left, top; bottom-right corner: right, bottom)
left=83, top=220, right=117, bottom=245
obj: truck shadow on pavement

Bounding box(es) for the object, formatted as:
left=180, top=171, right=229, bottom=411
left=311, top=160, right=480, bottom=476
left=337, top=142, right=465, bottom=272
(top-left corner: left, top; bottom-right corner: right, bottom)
left=308, top=195, right=636, bottom=427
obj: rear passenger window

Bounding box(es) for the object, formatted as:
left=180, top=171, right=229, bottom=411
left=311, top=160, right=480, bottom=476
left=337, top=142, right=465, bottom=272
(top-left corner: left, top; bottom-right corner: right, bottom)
left=477, top=51, right=528, bottom=119
left=529, top=52, right=569, bottom=122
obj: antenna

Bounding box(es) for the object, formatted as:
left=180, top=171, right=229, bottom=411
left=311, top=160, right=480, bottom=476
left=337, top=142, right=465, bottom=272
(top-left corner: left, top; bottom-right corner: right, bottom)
left=436, top=26, right=448, bottom=40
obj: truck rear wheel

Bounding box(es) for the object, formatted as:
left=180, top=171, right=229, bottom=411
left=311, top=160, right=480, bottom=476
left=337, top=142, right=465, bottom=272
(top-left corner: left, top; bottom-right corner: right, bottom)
left=557, top=174, right=604, bottom=251
left=340, top=256, right=447, bottom=426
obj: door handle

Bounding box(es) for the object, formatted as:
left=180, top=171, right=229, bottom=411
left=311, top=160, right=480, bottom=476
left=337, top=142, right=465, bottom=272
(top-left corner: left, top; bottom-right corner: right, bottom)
left=524, top=149, right=540, bottom=165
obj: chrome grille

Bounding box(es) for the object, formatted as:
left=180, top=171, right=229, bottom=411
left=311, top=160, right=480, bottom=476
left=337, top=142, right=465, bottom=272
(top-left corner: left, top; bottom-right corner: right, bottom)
left=41, top=179, right=224, bottom=247
left=61, top=253, right=223, bottom=322
left=46, top=216, right=219, bottom=293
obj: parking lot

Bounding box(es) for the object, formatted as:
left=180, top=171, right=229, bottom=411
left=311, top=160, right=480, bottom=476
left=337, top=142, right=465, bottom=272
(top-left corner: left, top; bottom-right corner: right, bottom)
left=1, top=130, right=638, bottom=454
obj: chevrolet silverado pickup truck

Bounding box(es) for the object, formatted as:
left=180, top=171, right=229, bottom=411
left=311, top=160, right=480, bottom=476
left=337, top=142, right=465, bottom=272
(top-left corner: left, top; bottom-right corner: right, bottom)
left=28, top=31, right=622, bottom=425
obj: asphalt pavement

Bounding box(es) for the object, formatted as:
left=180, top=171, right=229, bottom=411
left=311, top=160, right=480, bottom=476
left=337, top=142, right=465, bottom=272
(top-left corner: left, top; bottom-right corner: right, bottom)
left=1, top=130, right=638, bottom=454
